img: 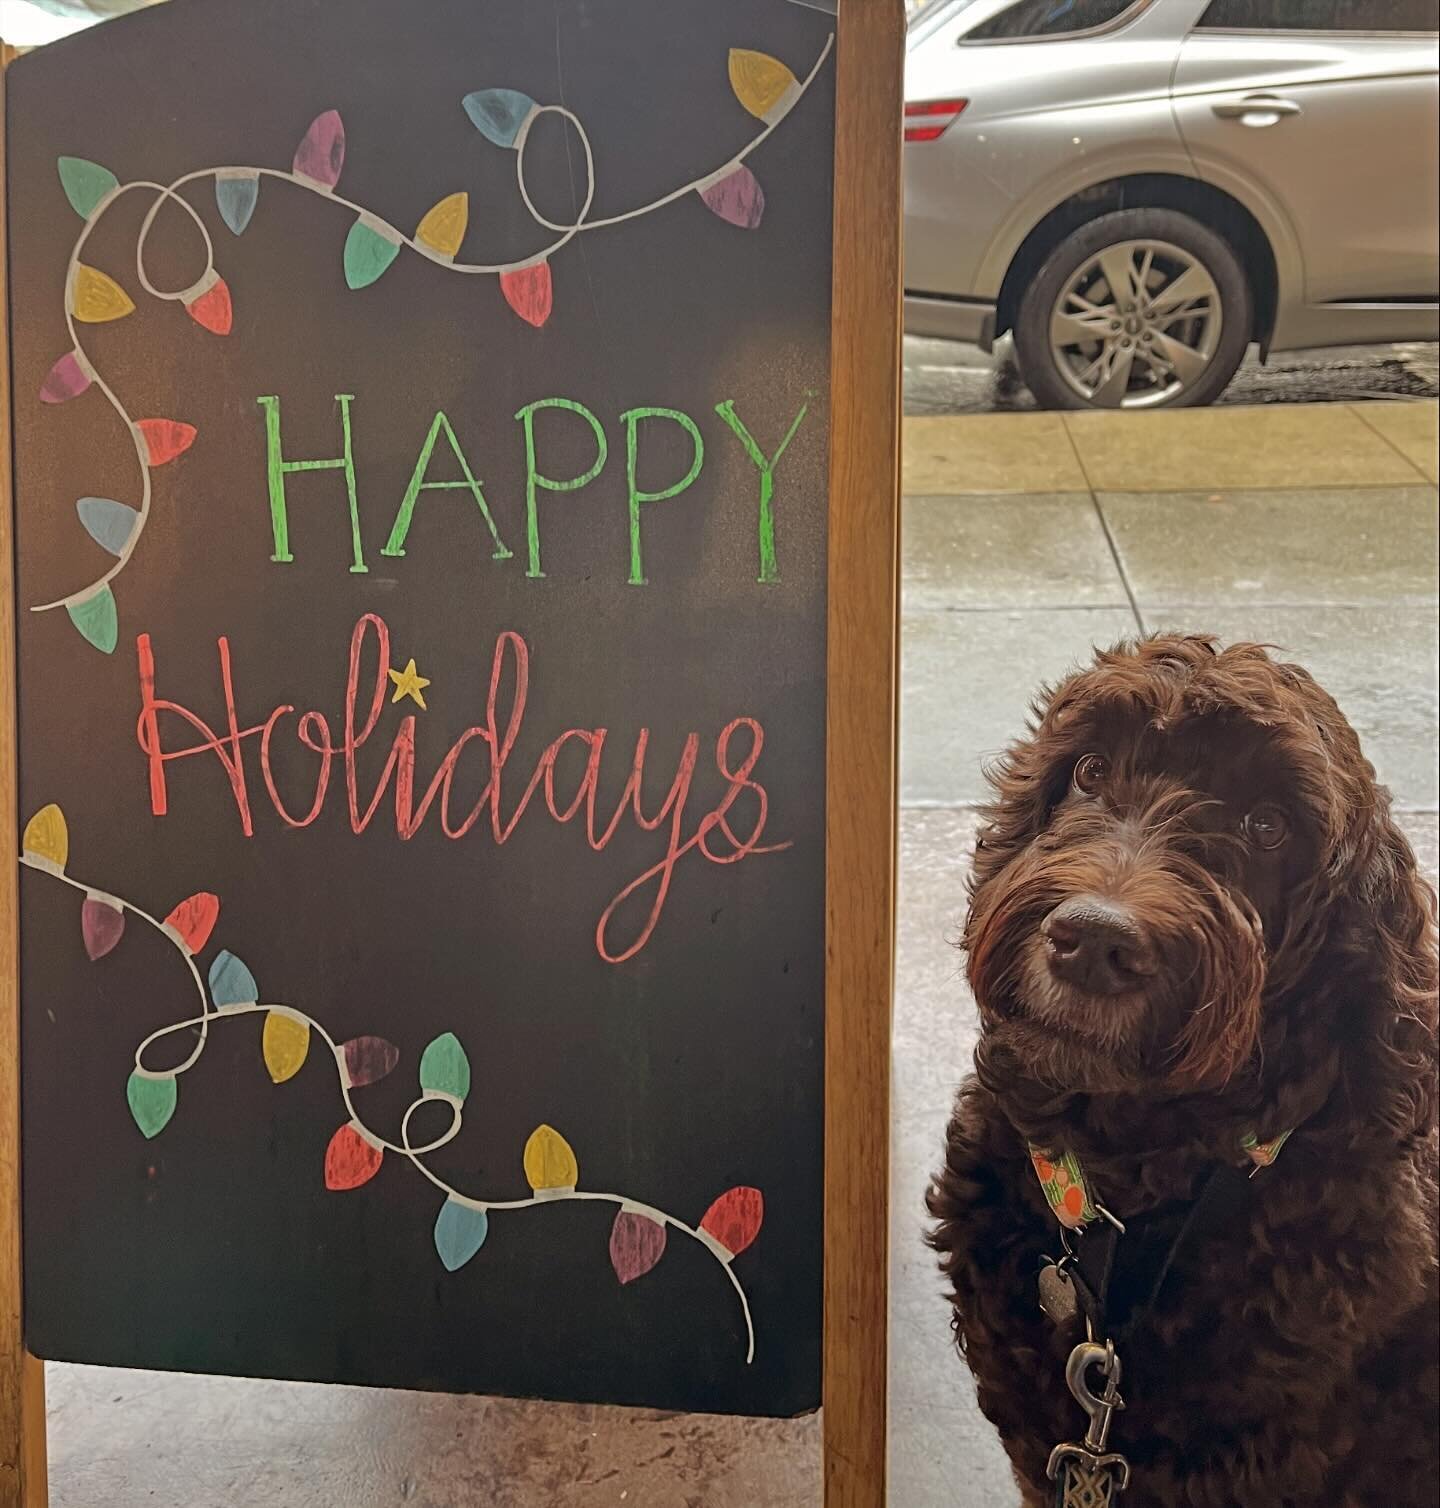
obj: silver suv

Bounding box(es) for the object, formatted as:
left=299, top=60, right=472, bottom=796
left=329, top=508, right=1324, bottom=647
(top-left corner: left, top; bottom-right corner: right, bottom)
left=904, top=0, right=1440, bottom=408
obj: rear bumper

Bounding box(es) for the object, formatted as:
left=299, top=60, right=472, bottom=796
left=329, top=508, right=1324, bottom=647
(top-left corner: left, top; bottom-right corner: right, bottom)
left=903, top=293, right=997, bottom=351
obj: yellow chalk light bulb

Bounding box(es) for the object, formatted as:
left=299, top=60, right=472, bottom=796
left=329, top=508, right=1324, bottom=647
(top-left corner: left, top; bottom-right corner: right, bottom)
left=69, top=264, right=135, bottom=323
left=523, top=1124, right=579, bottom=1194
left=728, top=49, right=800, bottom=124
left=416, top=192, right=469, bottom=262
left=262, top=1010, right=311, bottom=1084
left=22, top=804, right=69, bottom=871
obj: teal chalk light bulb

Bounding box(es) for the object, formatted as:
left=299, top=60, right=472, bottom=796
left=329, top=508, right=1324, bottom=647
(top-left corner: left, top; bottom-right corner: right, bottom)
left=66, top=585, right=118, bottom=655
left=434, top=1197, right=489, bottom=1272
left=215, top=170, right=259, bottom=235
left=209, top=950, right=259, bottom=1009
left=76, top=497, right=139, bottom=557
left=418, top=1032, right=471, bottom=1102
left=126, top=1070, right=177, bottom=1139
left=344, top=214, right=403, bottom=290
left=57, top=156, right=119, bottom=219
left=462, top=88, right=538, bottom=149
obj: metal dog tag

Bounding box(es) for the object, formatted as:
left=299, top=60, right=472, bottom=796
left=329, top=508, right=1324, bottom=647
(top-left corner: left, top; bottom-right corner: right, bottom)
left=1038, top=1260, right=1079, bottom=1327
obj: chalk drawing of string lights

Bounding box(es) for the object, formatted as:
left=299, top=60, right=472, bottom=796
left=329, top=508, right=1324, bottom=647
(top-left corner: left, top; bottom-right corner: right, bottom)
left=19, top=804, right=766, bottom=1359
left=33, top=38, right=834, bottom=655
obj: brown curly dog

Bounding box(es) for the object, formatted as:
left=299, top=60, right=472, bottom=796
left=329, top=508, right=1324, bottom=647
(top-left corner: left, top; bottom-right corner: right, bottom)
left=928, top=635, right=1438, bottom=1507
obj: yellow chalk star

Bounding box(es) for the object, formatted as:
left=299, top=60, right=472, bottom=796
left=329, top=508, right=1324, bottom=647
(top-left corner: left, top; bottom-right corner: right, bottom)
left=388, top=657, right=431, bottom=710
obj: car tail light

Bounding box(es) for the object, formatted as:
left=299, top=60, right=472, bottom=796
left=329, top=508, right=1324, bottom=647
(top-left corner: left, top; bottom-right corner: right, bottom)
left=904, top=98, right=967, bottom=143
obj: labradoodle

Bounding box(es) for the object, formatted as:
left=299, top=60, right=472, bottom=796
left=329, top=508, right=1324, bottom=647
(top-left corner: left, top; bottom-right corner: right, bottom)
left=928, top=635, right=1438, bottom=1507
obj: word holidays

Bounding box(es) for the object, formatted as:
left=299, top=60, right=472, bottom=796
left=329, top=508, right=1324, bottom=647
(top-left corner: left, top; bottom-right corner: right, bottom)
left=136, top=613, right=787, bottom=963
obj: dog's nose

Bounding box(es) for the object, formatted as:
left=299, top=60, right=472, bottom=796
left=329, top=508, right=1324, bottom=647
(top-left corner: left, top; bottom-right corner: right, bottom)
left=1042, top=896, right=1156, bottom=996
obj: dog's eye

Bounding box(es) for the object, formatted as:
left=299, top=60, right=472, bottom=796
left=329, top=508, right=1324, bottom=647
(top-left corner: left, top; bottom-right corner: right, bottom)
left=1072, top=753, right=1109, bottom=796
left=1242, top=805, right=1290, bottom=851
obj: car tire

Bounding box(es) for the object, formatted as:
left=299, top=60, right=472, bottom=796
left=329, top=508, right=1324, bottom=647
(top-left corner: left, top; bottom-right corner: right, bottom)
left=1012, top=208, right=1253, bottom=411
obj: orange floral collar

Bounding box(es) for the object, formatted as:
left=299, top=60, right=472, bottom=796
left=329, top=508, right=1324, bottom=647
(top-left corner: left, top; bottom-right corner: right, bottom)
left=1030, top=1130, right=1292, bottom=1230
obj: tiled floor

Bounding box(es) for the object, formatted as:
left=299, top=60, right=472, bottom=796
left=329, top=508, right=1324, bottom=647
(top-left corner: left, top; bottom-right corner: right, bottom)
left=40, top=402, right=1440, bottom=1506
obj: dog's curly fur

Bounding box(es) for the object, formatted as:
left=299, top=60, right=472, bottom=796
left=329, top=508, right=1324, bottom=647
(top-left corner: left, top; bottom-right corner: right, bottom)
left=927, top=635, right=1438, bottom=1507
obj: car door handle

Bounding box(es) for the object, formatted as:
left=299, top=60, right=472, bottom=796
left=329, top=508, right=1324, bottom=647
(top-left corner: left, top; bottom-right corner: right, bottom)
left=1211, top=94, right=1302, bottom=123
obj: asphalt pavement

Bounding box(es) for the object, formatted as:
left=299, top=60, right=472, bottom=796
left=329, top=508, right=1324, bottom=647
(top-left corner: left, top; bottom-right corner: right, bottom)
left=905, top=335, right=1440, bottom=417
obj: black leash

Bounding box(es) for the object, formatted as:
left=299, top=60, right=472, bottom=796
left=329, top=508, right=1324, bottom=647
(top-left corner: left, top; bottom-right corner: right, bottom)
left=1041, top=1160, right=1258, bottom=1505
left=1068, top=1160, right=1254, bottom=1344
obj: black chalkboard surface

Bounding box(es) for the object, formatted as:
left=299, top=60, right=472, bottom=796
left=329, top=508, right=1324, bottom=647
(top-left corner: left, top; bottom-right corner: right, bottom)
left=8, top=0, right=835, bottom=1416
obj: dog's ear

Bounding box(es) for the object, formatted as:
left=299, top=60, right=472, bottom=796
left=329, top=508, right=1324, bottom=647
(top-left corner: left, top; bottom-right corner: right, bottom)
left=1349, top=804, right=1439, bottom=1140
left=1167, top=894, right=1266, bottom=1092
left=972, top=714, right=1066, bottom=890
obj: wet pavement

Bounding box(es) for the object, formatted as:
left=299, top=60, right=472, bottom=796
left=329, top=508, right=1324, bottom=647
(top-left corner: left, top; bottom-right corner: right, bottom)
left=39, top=399, right=1440, bottom=1506
left=905, top=336, right=1440, bottom=417
left=891, top=398, right=1438, bottom=1508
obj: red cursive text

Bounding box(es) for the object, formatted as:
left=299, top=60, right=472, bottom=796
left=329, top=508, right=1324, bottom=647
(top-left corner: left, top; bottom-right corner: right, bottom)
left=134, top=614, right=789, bottom=962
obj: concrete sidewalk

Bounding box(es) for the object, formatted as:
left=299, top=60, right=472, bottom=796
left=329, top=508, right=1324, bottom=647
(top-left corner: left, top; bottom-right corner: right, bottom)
left=892, top=398, right=1438, bottom=1508
left=40, top=399, right=1439, bottom=1506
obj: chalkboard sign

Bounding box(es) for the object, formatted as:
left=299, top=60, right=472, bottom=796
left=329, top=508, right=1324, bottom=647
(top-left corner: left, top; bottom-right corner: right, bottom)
left=2, top=0, right=888, bottom=1426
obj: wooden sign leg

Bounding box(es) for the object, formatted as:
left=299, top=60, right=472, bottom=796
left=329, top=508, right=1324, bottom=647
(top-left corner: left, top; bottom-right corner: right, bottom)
left=824, top=2, right=904, bottom=1505
left=0, top=1355, right=47, bottom=1508
left=2, top=44, right=52, bottom=1508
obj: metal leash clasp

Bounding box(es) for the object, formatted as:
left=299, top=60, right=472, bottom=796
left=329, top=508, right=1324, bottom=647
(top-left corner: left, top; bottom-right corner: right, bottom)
left=1048, top=1339, right=1132, bottom=1504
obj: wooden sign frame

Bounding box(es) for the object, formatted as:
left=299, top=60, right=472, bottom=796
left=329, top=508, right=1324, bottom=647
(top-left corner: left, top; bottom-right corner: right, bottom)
left=2, top=35, right=52, bottom=1507
left=0, top=0, right=901, bottom=1499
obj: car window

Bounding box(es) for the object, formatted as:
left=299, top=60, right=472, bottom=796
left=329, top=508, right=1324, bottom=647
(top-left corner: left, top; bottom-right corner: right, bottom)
left=964, top=0, right=1146, bottom=40
left=908, top=0, right=979, bottom=46
left=1196, top=0, right=1439, bottom=30
left=908, top=0, right=963, bottom=24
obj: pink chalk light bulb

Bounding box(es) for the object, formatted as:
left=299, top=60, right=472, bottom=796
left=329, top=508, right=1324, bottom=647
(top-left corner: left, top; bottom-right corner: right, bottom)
left=699, top=164, right=765, bottom=231
left=293, top=110, right=346, bottom=191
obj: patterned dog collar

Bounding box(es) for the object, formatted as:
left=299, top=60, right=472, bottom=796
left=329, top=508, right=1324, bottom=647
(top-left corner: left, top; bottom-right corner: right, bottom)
left=1030, top=1130, right=1292, bottom=1230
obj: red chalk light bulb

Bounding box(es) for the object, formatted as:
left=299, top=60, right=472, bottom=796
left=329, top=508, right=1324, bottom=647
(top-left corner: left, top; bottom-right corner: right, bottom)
left=137, top=418, right=197, bottom=467
left=699, top=1186, right=764, bottom=1258
left=500, top=261, right=552, bottom=328
left=324, top=1122, right=384, bottom=1191
left=162, top=892, right=219, bottom=954
left=184, top=271, right=233, bottom=335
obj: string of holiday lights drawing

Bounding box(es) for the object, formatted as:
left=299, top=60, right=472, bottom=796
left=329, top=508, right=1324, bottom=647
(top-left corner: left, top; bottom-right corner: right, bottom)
left=33, top=37, right=835, bottom=655
left=19, top=804, right=766, bottom=1359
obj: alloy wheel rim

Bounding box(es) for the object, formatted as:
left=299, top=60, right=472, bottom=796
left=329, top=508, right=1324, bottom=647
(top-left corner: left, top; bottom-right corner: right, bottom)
left=1048, top=239, right=1224, bottom=409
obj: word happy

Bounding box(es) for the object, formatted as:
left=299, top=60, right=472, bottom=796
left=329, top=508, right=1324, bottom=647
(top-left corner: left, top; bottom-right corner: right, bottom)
left=135, top=614, right=787, bottom=963
left=256, top=391, right=814, bottom=585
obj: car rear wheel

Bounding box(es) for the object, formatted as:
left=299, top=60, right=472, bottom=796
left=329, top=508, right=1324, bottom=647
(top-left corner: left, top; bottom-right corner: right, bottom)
left=1013, top=209, right=1253, bottom=411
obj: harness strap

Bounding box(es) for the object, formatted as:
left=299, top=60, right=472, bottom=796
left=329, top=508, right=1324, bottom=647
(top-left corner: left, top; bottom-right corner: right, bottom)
left=1066, top=1160, right=1254, bottom=1343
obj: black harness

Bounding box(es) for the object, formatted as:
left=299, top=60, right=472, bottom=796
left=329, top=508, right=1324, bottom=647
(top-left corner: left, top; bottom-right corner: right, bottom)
left=1038, top=1161, right=1259, bottom=1505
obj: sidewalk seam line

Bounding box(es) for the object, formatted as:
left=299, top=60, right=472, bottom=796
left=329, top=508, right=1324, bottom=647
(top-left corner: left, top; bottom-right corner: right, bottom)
left=899, top=801, right=1439, bottom=814
left=903, top=601, right=1137, bottom=614
left=1346, top=402, right=1434, bottom=485
left=1059, top=415, right=1147, bottom=636
left=1061, top=481, right=1438, bottom=497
